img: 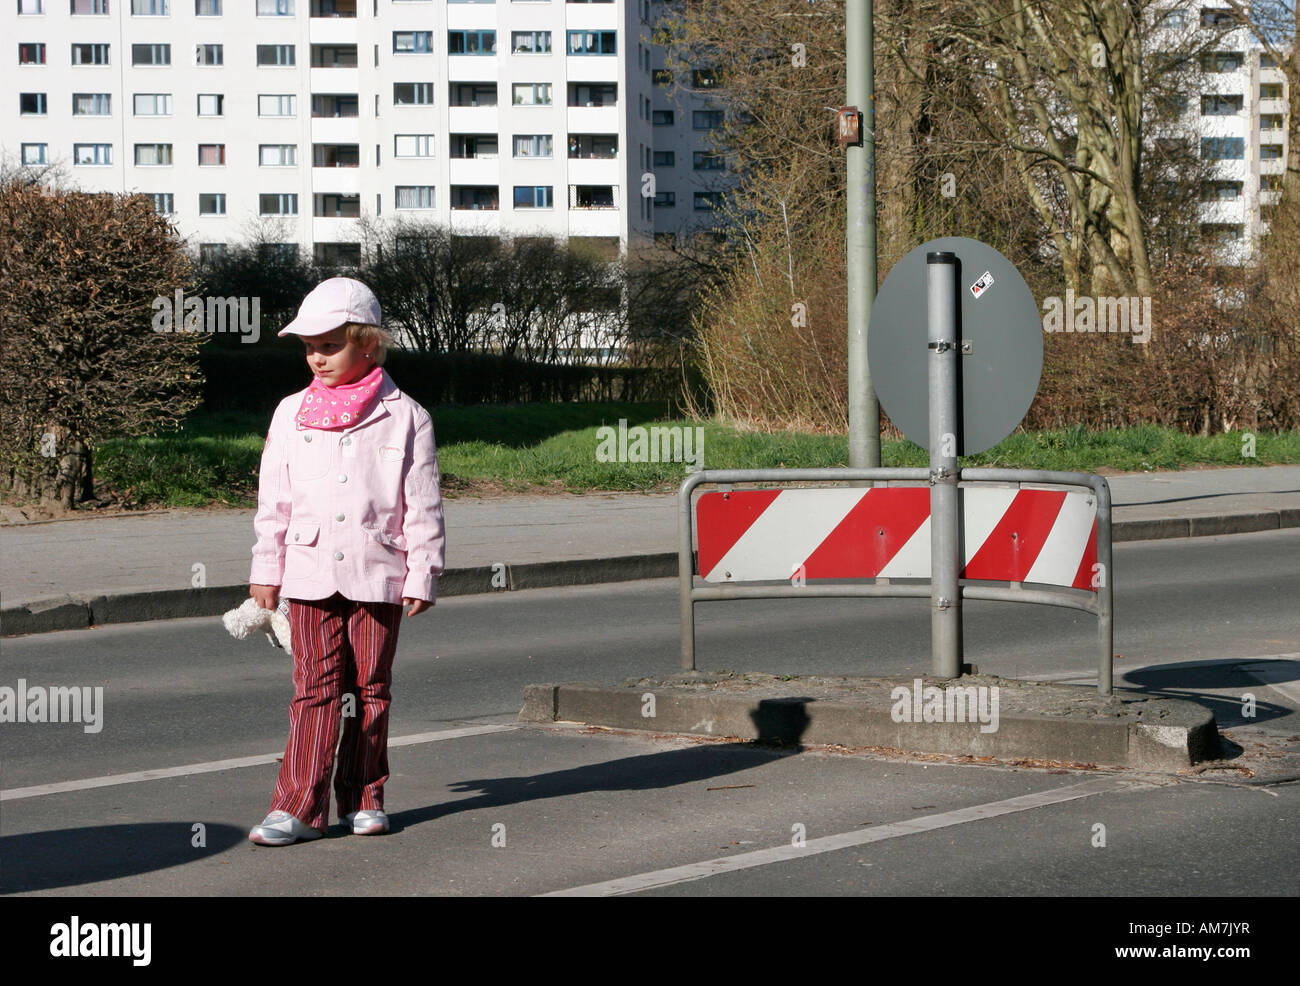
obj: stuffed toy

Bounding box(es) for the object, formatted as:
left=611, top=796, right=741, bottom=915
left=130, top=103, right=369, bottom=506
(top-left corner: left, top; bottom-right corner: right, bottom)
left=223, top=597, right=293, bottom=657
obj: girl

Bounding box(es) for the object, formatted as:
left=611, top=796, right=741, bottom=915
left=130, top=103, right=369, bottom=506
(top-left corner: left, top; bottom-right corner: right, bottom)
left=248, top=276, right=446, bottom=846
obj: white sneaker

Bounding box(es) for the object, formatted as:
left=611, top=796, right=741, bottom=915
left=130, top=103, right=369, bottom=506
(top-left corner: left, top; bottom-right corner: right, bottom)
left=344, top=809, right=390, bottom=835
left=248, top=810, right=324, bottom=846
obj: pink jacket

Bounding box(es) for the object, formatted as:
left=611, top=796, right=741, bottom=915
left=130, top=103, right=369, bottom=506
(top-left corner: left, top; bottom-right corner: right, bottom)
left=249, top=368, right=446, bottom=604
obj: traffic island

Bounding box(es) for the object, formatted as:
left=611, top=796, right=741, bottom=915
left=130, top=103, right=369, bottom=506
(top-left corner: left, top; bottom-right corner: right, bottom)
left=519, top=671, right=1221, bottom=772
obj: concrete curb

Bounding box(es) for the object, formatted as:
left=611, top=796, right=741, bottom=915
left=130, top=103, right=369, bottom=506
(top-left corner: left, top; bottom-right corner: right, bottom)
left=519, top=673, right=1222, bottom=772
left=2, top=508, right=1296, bottom=637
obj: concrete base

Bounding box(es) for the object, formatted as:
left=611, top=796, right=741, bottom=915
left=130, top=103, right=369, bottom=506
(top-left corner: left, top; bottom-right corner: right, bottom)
left=520, top=671, right=1222, bottom=772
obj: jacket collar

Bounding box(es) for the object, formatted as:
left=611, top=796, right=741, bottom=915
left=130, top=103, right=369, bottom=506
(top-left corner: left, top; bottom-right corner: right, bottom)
left=344, top=367, right=400, bottom=432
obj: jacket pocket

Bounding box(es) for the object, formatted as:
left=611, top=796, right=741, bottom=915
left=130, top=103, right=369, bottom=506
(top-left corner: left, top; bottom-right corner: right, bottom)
left=285, top=519, right=322, bottom=575
left=363, top=526, right=407, bottom=551
left=287, top=520, right=321, bottom=546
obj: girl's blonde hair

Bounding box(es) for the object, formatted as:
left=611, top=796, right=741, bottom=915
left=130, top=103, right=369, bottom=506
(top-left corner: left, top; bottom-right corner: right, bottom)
left=344, top=322, right=395, bottom=366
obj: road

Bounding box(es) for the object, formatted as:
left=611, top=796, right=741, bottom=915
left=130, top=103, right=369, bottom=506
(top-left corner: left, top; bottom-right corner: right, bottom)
left=2, top=529, right=1298, bottom=897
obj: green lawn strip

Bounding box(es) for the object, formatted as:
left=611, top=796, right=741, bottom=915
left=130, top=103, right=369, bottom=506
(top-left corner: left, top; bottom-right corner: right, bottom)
left=93, top=409, right=1300, bottom=509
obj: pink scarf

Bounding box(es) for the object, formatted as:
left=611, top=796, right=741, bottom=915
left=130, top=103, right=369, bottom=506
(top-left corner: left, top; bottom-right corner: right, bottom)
left=296, top=365, right=385, bottom=430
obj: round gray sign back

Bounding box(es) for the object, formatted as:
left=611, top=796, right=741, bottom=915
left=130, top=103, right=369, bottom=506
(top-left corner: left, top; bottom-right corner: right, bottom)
left=868, top=236, right=1042, bottom=455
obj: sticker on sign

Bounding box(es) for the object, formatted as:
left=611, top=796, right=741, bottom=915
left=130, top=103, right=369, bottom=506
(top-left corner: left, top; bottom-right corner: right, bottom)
left=970, top=271, right=995, bottom=299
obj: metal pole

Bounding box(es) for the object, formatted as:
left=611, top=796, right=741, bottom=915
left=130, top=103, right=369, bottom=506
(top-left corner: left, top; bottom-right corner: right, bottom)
left=927, top=252, right=961, bottom=678
left=846, top=0, right=880, bottom=469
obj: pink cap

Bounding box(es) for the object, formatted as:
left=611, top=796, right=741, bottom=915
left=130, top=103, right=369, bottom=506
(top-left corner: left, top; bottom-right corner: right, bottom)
left=278, top=277, right=382, bottom=337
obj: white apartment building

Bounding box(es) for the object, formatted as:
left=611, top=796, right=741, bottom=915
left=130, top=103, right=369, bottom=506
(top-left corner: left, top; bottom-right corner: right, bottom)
left=3, top=0, right=671, bottom=263
left=1155, top=2, right=1291, bottom=264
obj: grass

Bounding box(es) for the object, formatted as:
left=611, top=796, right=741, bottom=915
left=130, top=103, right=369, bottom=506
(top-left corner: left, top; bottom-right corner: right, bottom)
left=89, top=404, right=1300, bottom=510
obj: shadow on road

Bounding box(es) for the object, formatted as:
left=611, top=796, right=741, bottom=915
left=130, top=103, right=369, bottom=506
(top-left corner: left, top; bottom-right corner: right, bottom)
left=1120, top=658, right=1296, bottom=729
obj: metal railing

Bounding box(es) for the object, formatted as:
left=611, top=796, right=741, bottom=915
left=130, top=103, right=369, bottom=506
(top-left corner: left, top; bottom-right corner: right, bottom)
left=678, top=468, right=1114, bottom=694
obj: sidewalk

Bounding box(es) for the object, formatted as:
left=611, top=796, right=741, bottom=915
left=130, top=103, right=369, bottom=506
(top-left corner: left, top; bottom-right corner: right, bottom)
left=2, top=466, right=1298, bottom=636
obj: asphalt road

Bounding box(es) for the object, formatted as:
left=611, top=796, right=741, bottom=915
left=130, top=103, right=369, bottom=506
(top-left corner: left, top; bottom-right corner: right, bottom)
left=2, top=529, right=1297, bottom=897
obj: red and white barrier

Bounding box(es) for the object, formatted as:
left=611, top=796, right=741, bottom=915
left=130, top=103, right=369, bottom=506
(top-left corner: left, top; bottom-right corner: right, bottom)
left=696, top=487, right=1098, bottom=590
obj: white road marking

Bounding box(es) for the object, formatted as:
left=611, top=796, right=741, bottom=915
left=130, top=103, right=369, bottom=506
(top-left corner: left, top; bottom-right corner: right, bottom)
left=539, top=775, right=1145, bottom=897
left=0, top=723, right=517, bottom=802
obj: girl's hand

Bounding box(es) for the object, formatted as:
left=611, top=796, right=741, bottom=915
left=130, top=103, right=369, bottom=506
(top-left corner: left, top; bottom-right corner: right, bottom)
left=251, top=584, right=280, bottom=611
left=402, top=597, right=431, bottom=617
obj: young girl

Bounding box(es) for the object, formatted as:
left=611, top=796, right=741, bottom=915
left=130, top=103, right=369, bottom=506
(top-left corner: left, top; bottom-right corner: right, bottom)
left=248, top=276, right=445, bottom=846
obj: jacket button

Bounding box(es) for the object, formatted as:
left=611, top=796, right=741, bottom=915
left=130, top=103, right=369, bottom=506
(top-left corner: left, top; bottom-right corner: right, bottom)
left=334, top=551, right=344, bottom=561
left=304, top=435, right=312, bottom=443
left=294, top=533, right=301, bottom=541
left=337, top=474, right=347, bottom=483
left=335, top=513, right=345, bottom=522
left=342, top=436, right=352, bottom=445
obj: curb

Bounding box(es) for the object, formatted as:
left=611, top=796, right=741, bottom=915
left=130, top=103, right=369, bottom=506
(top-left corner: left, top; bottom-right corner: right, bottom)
left=3, top=508, right=1297, bottom=637
left=518, top=675, right=1222, bottom=772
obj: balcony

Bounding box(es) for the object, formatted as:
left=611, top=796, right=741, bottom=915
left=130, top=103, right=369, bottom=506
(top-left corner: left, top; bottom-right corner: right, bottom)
left=311, top=93, right=358, bottom=118
left=314, top=193, right=361, bottom=217
left=449, top=82, right=498, bottom=107
left=449, top=134, right=498, bottom=160
left=568, top=133, right=617, bottom=159
left=569, top=184, right=617, bottom=209
left=311, top=0, right=355, bottom=16
left=450, top=185, right=500, bottom=210
left=312, top=44, right=358, bottom=67
left=313, top=143, right=360, bottom=167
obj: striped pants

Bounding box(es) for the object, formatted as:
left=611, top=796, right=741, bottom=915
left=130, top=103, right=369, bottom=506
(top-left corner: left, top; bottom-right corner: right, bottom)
left=270, top=593, right=404, bottom=830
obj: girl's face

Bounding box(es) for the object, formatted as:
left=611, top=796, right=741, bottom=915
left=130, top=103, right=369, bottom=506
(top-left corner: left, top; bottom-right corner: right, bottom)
left=300, top=326, right=374, bottom=387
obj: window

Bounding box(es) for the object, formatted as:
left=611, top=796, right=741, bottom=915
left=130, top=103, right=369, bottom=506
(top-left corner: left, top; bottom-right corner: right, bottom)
left=1200, top=8, right=1235, bottom=28
left=1200, top=181, right=1242, bottom=201
left=1261, top=54, right=1279, bottom=69
left=569, top=184, right=614, bottom=208
left=312, top=93, right=358, bottom=117
left=1155, top=92, right=1188, bottom=116
left=314, top=243, right=361, bottom=267
left=567, top=30, right=616, bottom=55
left=73, top=92, right=111, bottom=114
left=693, top=110, right=723, bottom=130
left=1200, top=223, right=1242, bottom=243
left=135, top=93, right=172, bottom=114
left=693, top=191, right=722, bottom=211
left=514, top=185, right=553, bottom=208
left=195, top=0, right=220, bottom=14
left=195, top=44, right=223, bottom=65
left=450, top=82, right=496, bottom=106
left=258, top=243, right=298, bottom=262
left=20, top=92, right=47, bottom=114
left=71, top=43, right=110, bottom=65
left=692, top=68, right=719, bottom=89
left=313, top=143, right=359, bottom=166
left=259, top=144, right=297, bottom=165
left=132, top=43, right=170, bottom=65
left=568, top=134, right=617, bottom=158
left=134, top=143, right=172, bottom=165
left=393, top=82, right=434, bottom=105
left=199, top=243, right=226, bottom=262
left=149, top=192, right=174, bottom=213
left=197, top=93, right=222, bottom=115
left=1261, top=144, right=1283, bottom=160
left=131, top=0, right=169, bottom=13
left=199, top=193, right=226, bottom=214
left=74, top=143, right=112, bottom=165
left=448, top=31, right=496, bottom=54
left=19, top=43, right=45, bottom=64
left=258, top=94, right=296, bottom=115
left=1158, top=9, right=1186, bottom=28
left=449, top=185, right=499, bottom=210
left=393, top=31, right=433, bottom=53
left=70, top=0, right=109, bottom=12
left=198, top=143, right=225, bottom=165
left=512, top=82, right=551, bottom=105
left=394, top=134, right=434, bottom=157
left=1199, top=94, right=1241, bottom=115
left=18, top=0, right=44, bottom=12
left=693, top=151, right=724, bottom=170
left=513, top=134, right=553, bottom=157
left=1260, top=83, right=1283, bottom=101
left=1261, top=114, right=1284, bottom=131
left=315, top=193, right=359, bottom=217
left=395, top=186, right=435, bottom=209
left=312, top=44, right=357, bottom=67
left=652, top=69, right=671, bottom=85
left=1200, top=52, right=1243, bottom=73
left=652, top=151, right=674, bottom=167
left=653, top=191, right=674, bottom=207
left=1200, top=137, right=1244, bottom=160
left=256, top=0, right=292, bottom=12
left=569, top=83, right=616, bottom=106
left=259, top=193, right=297, bottom=215
left=21, top=143, right=47, bottom=164
left=257, top=44, right=295, bottom=66
left=449, top=134, right=497, bottom=158
left=511, top=31, right=550, bottom=53
left=1262, top=174, right=1284, bottom=191
left=651, top=109, right=673, bottom=125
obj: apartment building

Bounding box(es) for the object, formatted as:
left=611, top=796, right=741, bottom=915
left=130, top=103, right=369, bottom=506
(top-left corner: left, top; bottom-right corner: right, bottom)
left=1155, top=2, right=1291, bottom=264
left=4, top=0, right=667, bottom=262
